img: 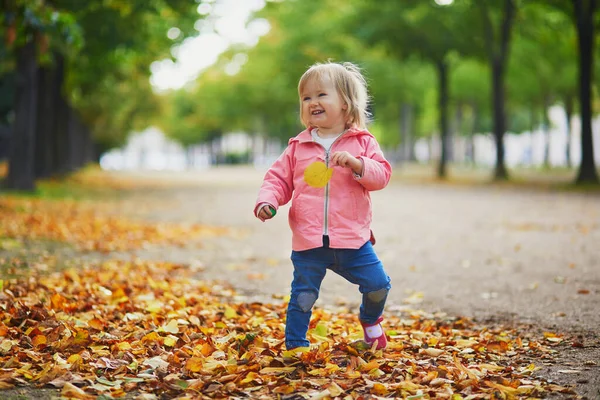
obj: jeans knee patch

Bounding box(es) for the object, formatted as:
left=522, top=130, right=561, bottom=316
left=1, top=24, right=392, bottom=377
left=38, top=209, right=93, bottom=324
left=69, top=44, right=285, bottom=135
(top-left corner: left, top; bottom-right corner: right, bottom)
left=297, top=292, right=317, bottom=312
left=367, top=288, right=388, bottom=303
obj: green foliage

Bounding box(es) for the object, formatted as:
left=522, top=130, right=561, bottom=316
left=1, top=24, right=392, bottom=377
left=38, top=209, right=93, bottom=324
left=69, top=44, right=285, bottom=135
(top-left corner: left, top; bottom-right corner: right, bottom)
left=2, top=0, right=202, bottom=149
left=3, top=0, right=590, bottom=159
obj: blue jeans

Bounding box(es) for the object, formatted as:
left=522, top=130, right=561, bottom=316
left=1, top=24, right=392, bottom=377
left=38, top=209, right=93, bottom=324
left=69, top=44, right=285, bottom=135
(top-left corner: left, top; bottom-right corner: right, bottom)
left=285, top=236, right=391, bottom=349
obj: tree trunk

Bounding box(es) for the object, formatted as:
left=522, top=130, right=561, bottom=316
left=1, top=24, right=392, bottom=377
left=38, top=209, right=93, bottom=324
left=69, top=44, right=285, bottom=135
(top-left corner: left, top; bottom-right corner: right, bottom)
left=480, top=0, right=515, bottom=181
left=82, top=124, right=95, bottom=166
left=564, top=95, right=573, bottom=168
left=35, top=64, right=56, bottom=178
left=468, top=102, right=480, bottom=166
left=573, top=0, right=599, bottom=184
left=543, top=97, right=551, bottom=169
left=66, top=107, right=79, bottom=172
left=6, top=41, right=37, bottom=191
left=0, top=72, right=15, bottom=160
left=491, top=57, right=509, bottom=179
left=52, top=54, right=69, bottom=176
left=453, top=103, right=463, bottom=163
left=436, top=60, right=449, bottom=179
left=400, top=102, right=415, bottom=162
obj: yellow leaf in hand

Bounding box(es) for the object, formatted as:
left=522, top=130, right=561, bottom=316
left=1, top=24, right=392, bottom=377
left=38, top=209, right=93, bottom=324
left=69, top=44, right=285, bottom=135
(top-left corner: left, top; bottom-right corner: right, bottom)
left=304, top=161, right=333, bottom=188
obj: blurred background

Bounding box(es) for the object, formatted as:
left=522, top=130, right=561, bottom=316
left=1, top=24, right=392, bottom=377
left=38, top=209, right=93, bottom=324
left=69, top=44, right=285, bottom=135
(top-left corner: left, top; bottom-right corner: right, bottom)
left=1, top=0, right=599, bottom=190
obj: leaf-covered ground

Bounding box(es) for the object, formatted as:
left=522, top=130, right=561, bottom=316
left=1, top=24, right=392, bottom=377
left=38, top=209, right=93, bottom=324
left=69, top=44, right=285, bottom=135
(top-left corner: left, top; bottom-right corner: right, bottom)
left=0, top=257, right=576, bottom=399
left=0, top=167, right=597, bottom=399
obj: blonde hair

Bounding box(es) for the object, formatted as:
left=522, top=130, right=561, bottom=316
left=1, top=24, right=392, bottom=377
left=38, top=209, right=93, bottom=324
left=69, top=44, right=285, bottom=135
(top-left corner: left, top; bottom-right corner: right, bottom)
left=298, top=61, right=371, bottom=130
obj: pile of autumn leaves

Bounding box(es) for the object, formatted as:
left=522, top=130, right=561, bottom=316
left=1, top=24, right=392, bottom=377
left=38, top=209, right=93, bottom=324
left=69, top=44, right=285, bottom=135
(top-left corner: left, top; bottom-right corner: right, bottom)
left=0, top=189, right=575, bottom=399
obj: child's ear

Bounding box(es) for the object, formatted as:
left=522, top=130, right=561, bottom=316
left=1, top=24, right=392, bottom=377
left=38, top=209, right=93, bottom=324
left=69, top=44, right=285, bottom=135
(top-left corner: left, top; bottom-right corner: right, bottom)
left=343, top=103, right=348, bottom=110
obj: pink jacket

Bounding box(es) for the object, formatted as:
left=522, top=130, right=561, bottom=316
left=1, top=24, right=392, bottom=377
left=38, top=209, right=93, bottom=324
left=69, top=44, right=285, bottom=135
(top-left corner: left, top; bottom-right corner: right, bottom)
left=254, top=127, right=392, bottom=251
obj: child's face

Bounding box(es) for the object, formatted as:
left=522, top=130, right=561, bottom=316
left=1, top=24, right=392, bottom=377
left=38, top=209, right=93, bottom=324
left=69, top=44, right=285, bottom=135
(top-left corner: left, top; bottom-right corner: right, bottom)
left=300, top=75, right=347, bottom=135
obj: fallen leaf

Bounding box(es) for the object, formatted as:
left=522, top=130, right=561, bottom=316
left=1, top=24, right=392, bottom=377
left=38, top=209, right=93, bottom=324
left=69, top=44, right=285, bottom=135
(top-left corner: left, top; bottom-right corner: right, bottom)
left=61, top=382, right=95, bottom=399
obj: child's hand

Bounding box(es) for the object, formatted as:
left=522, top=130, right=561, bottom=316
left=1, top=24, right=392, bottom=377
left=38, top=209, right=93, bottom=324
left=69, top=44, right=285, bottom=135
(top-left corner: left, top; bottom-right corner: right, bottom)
left=331, top=151, right=363, bottom=175
left=257, top=204, right=276, bottom=222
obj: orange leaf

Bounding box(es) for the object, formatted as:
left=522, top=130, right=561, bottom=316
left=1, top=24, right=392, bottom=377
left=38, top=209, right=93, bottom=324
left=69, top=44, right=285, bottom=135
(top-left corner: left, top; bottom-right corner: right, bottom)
left=359, top=360, right=379, bottom=372
left=32, top=335, right=47, bottom=347
left=88, top=318, right=104, bottom=330
left=51, top=293, right=67, bottom=310
left=200, top=342, right=214, bottom=357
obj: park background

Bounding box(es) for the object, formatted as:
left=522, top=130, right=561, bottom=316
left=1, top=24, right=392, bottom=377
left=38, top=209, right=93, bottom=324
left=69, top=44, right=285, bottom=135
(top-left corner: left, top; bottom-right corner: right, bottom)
left=1, top=0, right=600, bottom=399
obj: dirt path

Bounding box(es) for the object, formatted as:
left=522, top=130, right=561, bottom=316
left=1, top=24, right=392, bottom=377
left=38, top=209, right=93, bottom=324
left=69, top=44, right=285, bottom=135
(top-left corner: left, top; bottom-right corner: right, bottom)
left=111, top=166, right=600, bottom=398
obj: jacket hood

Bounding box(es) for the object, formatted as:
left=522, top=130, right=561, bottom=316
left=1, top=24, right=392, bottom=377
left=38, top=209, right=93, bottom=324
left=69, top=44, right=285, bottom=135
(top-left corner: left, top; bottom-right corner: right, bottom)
left=288, top=127, right=374, bottom=145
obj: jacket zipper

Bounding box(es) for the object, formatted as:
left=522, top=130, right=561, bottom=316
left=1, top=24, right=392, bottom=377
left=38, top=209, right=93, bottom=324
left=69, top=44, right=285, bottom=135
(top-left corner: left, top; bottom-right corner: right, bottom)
left=324, top=149, right=331, bottom=236
left=316, top=132, right=344, bottom=237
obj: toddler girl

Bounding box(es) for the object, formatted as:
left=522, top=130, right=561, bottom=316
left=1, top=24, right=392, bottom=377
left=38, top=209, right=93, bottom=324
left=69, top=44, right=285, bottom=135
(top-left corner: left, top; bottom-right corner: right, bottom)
left=254, top=61, right=392, bottom=350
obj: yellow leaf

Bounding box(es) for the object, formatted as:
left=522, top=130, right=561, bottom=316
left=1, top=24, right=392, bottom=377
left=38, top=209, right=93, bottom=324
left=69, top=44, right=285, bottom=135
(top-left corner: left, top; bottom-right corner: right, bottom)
left=304, top=161, right=333, bottom=188
left=73, top=329, right=89, bottom=345
left=282, top=347, right=310, bottom=358
left=259, top=367, right=296, bottom=374
left=145, top=300, right=164, bottom=313
left=315, top=321, right=328, bottom=337
left=164, top=335, right=178, bottom=347
left=240, top=371, right=259, bottom=385
left=142, top=332, right=161, bottom=343
left=67, top=354, right=82, bottom=366
left=372, top=382, right=388, bottom=395
left=117, top=342, right=132, bottom=351
left=369, top=368, right=385, bottom=378
left=186, top=357, right=203, bottom=373
left=224, top=306, right=238, bottom=319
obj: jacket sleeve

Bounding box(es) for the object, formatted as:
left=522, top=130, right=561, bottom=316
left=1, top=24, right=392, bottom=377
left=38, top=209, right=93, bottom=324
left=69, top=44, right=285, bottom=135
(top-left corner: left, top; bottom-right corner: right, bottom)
left=254, top=143, right=295, bottom=216
left=355, top=137, right=392, bottom=191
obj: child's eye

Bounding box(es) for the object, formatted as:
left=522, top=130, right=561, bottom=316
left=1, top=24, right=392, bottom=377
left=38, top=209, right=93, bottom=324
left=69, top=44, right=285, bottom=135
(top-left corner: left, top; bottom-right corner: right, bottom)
left=318, top=93, right=327, bottom=97
left=302, top=96, right=310, bottom=101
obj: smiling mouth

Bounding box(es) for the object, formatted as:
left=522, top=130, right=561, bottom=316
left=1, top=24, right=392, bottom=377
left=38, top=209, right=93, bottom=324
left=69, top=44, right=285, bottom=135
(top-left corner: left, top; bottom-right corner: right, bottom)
left=311, top=110, right=324, bottom=115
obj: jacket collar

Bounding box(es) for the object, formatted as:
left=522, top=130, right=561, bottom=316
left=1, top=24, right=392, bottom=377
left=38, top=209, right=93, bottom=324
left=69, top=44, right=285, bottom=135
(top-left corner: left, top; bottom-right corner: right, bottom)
left=289, top=126, right=374, bottom=144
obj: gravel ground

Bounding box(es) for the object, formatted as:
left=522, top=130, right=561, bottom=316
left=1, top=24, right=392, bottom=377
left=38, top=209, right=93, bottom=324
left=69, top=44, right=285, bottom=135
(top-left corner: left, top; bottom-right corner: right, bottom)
left=120, top=165, right=600, bottom=399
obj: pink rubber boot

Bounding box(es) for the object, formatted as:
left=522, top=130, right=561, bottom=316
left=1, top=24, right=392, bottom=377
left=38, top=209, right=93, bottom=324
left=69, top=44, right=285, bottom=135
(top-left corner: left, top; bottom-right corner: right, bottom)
left=360, top=316, right=387, bottom=350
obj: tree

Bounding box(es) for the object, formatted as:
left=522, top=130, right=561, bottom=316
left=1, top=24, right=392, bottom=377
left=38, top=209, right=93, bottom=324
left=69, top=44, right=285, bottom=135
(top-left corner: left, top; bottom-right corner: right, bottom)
left=355, top=0, right=475, bottom=178
left=476, top=0, right=517, bottom=180
left=1, top=0, right=201, bottom=190
left=545, top=0, right=599, bottom=184
left=507, top=4, right=578, bottom=168
left=572, top=0, right=599, bottom=183
left=450, top=58, right=491, bottom=164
